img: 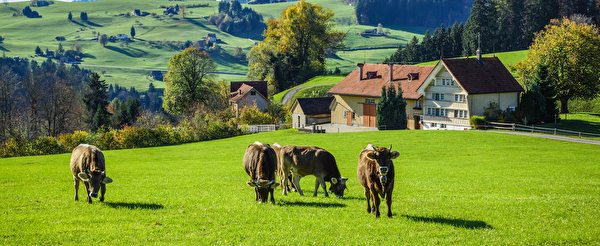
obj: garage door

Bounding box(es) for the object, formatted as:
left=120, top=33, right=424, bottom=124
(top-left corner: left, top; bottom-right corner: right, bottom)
left=363, top=104, right=376, bottom=127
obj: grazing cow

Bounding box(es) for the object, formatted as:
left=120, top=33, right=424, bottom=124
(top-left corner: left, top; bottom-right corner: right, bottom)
left=276, top=144, right=348, bottom=198
left=357, top=143, right=399, bottom=218
left=70, top=144, right=113, bottom=204
left=243, top=141, right=279, bottom=203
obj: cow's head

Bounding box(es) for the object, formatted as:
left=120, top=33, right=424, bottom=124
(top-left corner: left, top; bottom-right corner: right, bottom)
left=77, top=170, right=112, bottom=198
left=247, top=179, right=279, bottom=203
left=329, top=177, right=348, bottom=198
left=365, top=144, right=399, bottom=171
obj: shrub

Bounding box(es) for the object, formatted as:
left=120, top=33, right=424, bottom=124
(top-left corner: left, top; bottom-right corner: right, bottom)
left=470, top=116, right=486, bottom=129
left=58, top=130, right=97, bottom=151
left=31, top=137, right=64, bottom=155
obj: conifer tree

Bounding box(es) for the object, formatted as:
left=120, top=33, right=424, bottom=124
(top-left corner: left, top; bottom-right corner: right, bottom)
left=83, top=72, right=111, bottom=131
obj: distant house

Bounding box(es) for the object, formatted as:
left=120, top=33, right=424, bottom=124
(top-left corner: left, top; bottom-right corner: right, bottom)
left=151, top=70, right=163, bottom=80
left=230, top=81, right=270, bottom=115
left=207, top=33, right=217, bottom=42
left=46, top=51, right=55, bottom=58
left=55, top=36, right=65, bottom=41
left=132, top=9, right=141, bottom=16
left=290, top=97, right=334, bottom=128
left=117, top=34, right=128, bottom=40
left=364, top=29, right=377, bottom=34
left=163, top=7, right=176, bottom=15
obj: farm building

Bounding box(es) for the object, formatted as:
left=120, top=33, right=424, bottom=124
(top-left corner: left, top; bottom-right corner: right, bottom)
left=230, top=81, right=270, bottom=116
left=290, top=97, right=334, bottom=129
left=327, top=55, right=523, bottom=130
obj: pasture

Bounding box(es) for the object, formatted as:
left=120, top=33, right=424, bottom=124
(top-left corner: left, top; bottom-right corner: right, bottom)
left=1, top=129, right=599, bottom=244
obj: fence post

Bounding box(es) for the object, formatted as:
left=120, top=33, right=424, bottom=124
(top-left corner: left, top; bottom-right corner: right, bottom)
left=579, top=132, right=581, bottom=138
left=554, top=128, right=556, bottom=135
left=512, top=123, right=515, bottom=131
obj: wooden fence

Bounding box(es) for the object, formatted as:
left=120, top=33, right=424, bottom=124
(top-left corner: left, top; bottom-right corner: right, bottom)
left=487, top=122, right=600, bottom=139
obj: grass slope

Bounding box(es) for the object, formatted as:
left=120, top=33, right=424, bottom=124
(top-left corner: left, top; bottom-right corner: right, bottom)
left=1, top=130, right=599, bottom=244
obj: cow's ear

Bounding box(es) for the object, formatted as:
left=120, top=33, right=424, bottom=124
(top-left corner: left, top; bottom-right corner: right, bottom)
left=367, top=151, right=377, bottom=160
left=331, top=177, right=338, bottom=184
left=77, top=172, right=90, bottom=181
left=270, top=182, right=280, bottom=189
left=391, top=150, right=400, bottom=159
left=103, top=177, right=113, bottom=184
left=247, top=181, right=257, bottom=187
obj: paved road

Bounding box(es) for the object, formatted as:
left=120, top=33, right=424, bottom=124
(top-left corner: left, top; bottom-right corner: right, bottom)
left=488, top=130, right=600, bottom=145
left=281, top=82, right=338, bottom=104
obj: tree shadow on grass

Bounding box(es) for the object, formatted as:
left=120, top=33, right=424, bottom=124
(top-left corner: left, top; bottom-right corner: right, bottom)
left=403, top=215, right=493, bottom=229
left=85, top=21, right=103, bottom=27
left=0, top=45, right=8, bottom=52
left=278, top=200, right=346, bottom=208
left=70, top=20, right=87, bottom=27
left=104, top=202, right=164, bottom=210
left=105, top=46, right=147, bottom=58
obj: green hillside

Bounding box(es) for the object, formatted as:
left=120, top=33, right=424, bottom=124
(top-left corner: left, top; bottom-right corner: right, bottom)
left=0, top=0, right=423, bottom=89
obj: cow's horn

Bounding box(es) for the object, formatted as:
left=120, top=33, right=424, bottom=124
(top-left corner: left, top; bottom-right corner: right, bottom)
left=101, top=170, right=106, bottom=175
left=389, top=144, right=392, bottom=150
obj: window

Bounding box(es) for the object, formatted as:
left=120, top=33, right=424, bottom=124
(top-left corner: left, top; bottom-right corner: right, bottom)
left=440, top=94, right=444, bottom=101
left=415, top=100, right=422, bottom=108
left=250, top=91, right=256, bottom=96
left=439, top=78, right=454, bottom=86
left=453, top=110, right=467, bottom=118
left=454, top=94, right=465, bottom=102
left=431, top=123, right=437, bottom=127
left=435, top=108, right=440, bottom=116
left=441, top=124, right=447, bottom=128
left=365, top=98, right=375, bottom=104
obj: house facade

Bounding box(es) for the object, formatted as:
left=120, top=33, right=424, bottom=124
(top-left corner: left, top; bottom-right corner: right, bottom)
left=418, top=56, right=523, bottom=130
left=327, top=56, right=523, bottom=130
left=230, top=81, right=270, bottom=115
left=290, top=97, right=334, bottom=128
left=328, top=63, right=434, bottom=129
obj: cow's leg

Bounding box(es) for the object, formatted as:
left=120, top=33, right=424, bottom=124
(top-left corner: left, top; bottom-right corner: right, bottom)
left=386, top=190, right=393, bottom=218
left=269, top=188, right=275, bottom=204
left=292, top=174, right=304, bottom=196
left=99, top=183, right=106, bottom=202
left=83, top=181, right=92, bottom=204
left=364, top=188, right=371, bottom=213
left=282, top=162, right=291, bottom=196
left=73, top=177, right=79, bottom=201
left=314, top=176, right=328, bottom=197
left=372, top=192, right=381, bottom=218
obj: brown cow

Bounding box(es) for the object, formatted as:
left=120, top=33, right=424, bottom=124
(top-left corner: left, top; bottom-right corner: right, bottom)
left=357, top=143, right=399, bottom=218
left=70, top=144, right=113, bottom=204
left=243, top=141, right=280, bottom=203
left=276, top=144, right=348, bottom=198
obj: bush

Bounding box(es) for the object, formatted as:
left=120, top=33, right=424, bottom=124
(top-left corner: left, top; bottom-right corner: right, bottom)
left=31, top=137, right=64, bottom=155
left=59, top=130, right=97, bottom=151
left=470, top=116, right=486, bottom=129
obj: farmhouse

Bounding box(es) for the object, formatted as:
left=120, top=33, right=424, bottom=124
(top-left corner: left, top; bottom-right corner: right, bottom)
left=327, top=55, right=523, bottom=130
left=230, top=81, right=270, bottom=115
left=327, top=63, right=434, bottom=129
left=55, top=36, right=65, bottom=41
left=290, top=97, right=334, bottom=128
left=117, top=34, right=129, bottom=40
left=207, top=33, right=217, bottom=42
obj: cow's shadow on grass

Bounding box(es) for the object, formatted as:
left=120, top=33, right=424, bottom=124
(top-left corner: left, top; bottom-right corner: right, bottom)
left=278, top=200, right=346, bottom=208
left=402, top=215, right=493, bottom=229
left=104, top=202, right=164, bottom=210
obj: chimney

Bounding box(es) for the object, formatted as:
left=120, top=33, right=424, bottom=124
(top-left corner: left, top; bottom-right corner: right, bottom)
left=476, top=48, right=482, bottom=61
left=357, top=63, right=364, bottom=81
left=388, top=63, right=393, bottom=83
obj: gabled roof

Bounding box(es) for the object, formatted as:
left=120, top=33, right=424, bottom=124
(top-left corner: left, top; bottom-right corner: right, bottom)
left=327, top=64, right=435, bottom=99
left=441, top=57, right=524, bottom=94
left=230, top=82, right=270, bottom=104
left=230, top=81, right=268, bottom=99
left=294, top=97, right=334, bottom=115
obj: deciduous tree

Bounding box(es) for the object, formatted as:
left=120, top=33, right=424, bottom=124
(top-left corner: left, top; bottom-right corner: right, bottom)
left=99, top=34, right=108, bottom=47
left=514, top=18, right=600, bottom=113
left=163, top=47, right=216, bottom=114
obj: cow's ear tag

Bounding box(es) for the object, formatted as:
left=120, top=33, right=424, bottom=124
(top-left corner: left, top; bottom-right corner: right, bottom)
left=103, top=177, right=113, bottom=184
left=78, top=172, right=90, bottom=181
left=331, top=177, right=338, bottom=184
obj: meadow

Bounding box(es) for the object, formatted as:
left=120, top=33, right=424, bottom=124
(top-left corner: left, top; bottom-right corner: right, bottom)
left=1, top=129, right=599, bottom=244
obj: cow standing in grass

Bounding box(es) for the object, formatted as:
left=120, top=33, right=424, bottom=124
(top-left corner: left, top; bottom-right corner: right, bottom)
left=243, top=142, right=279, bottom=203
left=357, top=144, right=399, bottom=218
left=70, top=144, right=113, bottom=204
left=276, top=144, right=348, bottom=198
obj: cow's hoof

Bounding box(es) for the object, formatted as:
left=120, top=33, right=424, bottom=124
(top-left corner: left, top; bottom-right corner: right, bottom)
left=99, top=197, right=104, bottom=202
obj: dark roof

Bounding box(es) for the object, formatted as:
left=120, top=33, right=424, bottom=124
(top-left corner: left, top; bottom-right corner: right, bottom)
left=296, top=97, right=334, bottom=115
left=328, top=64, right=435, bottom=99
left=442, top=57, right=524, bottom=94
left=230, top=81, right=268, bottom=99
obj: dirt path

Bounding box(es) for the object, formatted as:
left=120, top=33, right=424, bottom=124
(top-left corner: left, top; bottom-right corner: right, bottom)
left=280, top=82, right=337, bottom=104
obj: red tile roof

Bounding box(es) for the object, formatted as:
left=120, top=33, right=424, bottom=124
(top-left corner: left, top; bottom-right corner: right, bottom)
left=327, top=64, right=435, bottom=99
left=442, top=57, right=523, bottom=94
left=230, top=81, right=268, bottom=99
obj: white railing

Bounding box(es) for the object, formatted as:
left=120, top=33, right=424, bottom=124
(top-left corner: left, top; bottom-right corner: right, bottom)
left=487, top=122, right=600, bottom=139
left=244, top=124, right=292, bottom=133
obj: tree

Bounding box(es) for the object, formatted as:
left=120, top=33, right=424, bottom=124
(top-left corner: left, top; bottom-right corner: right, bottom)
left=34, top=46, right=42, bottom=56
left=514, top=18, right=600, bottom=114
left=99, top=34, right=108, bottom=47
left=68, top=11, right=72, bottom=21
left=248, top=0, right=345, bottom=92
left=0, top=66, right=20, bottom=141
left=83, top=72, right=111, bottom=131
left=130, top=26, right=136, bottom=39
left=462, top=0, right=497, bottom=56
left=163, top=47, right=216, bottom=114
left=376, top=83, right=407, bottom=130
left=80, top=11, right=88, bottom=22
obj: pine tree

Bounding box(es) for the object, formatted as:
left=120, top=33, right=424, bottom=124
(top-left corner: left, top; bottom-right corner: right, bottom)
left=130, top=26, right=136, bottom=39
left=68, top=11, right=72, bottom=21
left=83, top=72, right=111, bottom=131
left=376, top=83, right=407, bottom=130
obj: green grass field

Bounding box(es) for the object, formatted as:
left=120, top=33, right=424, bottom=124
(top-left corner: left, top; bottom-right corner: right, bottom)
left=1, top=129, right=599, bottom=244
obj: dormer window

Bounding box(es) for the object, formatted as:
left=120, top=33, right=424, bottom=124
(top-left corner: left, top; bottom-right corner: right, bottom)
left=250, top=90, right=256, bottom=96
left=366, top=71, right=378, bottom=79
left=408, top=73, right=419, bottom=81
